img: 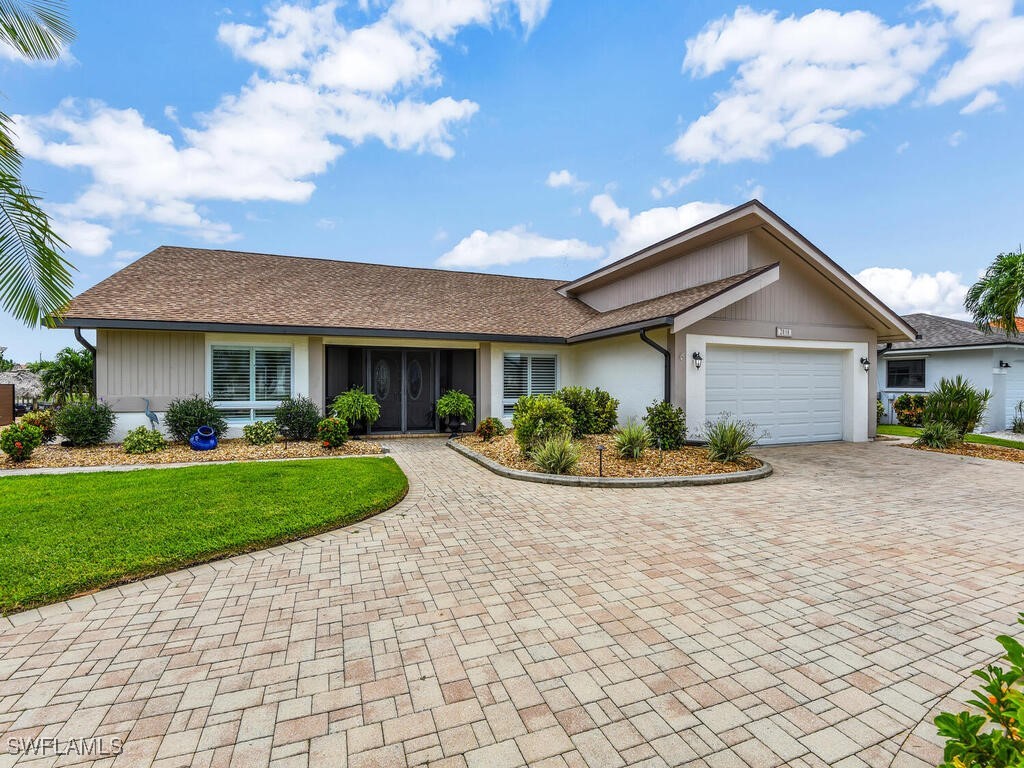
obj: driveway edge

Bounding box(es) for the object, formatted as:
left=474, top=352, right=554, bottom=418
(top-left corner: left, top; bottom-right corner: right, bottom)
left=447, top=439, right=773, bottom=487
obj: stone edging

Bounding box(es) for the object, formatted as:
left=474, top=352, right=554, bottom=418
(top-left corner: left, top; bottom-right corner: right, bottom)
left=447, top=439, right=772, bottom=487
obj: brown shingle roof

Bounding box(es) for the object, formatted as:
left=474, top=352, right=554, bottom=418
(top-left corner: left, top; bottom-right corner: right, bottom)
left=885, top=313, right=1024, bottom=351
left=62, top=246, right=777, bottom=342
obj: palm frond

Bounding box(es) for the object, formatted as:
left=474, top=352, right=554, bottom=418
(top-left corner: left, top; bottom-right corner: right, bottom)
left=0, top=0, right=73, bottom=60
left=0, top=111, right=23, bottom=180
left=0, top=171, right=73, bottom=328
left=965, top=250, right=1024, bottom=337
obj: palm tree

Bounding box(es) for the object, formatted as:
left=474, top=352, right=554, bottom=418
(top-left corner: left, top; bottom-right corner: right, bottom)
left=965, top=249, right=1024, bottom=337
left=0, top=1, right=75, bottom=328
left=39, top=346, right=93, bottom=404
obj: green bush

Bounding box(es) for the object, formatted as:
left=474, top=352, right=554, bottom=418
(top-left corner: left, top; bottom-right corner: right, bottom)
left=436, top=389, right=475, bottom=424
left=915, top=421, right=962, bottom=449
left=1, top=423, right=43, bottom=462
left=317, top=417, right=349, bottom=448
left=242, top=420, right=277, bottom=445
left=511, top=395, right=574, bottom=453
left=165, top=396, right=228, bottom=443
left=1013, top=400, right=1024, bottom=434
left=274, top=396, right=321, bottom=441
left=19, top=409, right=56, bottom=443
left=614, top=418, right=651, bottom=459
left=704, top=416, right=759, bottom=463
left=893, top=393, right=928, bottom=427
left=553, top=386, right=619, bottom=436
left=122, top=426, right=167, bottom=454
left=934, top=612, right=1024, bottom=768
left=530, top=434, right=581, bottom=475
left=331, top=387, right=381, bottom=433
left=876, top=399, right=884, bottom=426
left=923, top=376, right=991, bottom=438
left=476, top=417, right=506, bottom=442
left=643, top=400, right=686, bottom=449
left=54, top=400, right=116, bottom=446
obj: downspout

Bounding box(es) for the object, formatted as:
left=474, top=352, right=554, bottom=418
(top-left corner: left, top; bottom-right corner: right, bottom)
left=639, top=328, right=670, bottom=403
left=74, top=327, right=97, bottom=398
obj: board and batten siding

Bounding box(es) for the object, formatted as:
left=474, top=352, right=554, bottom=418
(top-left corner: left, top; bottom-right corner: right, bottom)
left=97, top=329, right=205, bottom=413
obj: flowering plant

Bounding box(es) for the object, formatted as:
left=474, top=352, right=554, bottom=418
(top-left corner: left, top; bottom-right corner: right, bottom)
left=317, top=417, right=349, bottom=449
left=1, top=423, right=43, bottom=462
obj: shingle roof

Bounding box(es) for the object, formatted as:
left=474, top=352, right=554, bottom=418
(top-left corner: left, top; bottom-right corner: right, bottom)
left=62, top=247, right=784, bottom=343
left=885, top=313, right=1024, bottom=351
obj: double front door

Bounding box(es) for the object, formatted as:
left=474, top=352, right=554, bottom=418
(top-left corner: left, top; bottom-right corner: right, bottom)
left=368, top=349, right=436, bottom=432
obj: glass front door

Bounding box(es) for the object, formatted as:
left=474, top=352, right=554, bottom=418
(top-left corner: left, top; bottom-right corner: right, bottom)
left=370, top=350, right=403, bottom=432
left=405, top=349, right=436, bottom=431
left=366, top=349, right=439, bottom=433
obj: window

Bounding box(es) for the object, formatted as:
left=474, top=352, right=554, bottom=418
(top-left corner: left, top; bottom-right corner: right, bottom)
left=211, top=346, right=292, bottom=420
left=503, top=353, right=557, bottom=415
left=886, top=358, right=925, bottom=389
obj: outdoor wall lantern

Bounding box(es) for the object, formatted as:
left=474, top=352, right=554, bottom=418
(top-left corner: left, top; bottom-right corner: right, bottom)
left=860, top=356, right=871, bottom=372
left=1000, top=360, right=1013, bottom=369
left=692, top=352, right=703, bottom=370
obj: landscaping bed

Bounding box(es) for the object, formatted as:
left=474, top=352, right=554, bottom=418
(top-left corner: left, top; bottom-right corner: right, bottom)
left=460, top=432, right=761, bottom=478
left=0, top=457, right=408, bottom=614
left=0, top=437, right=383, bottom=470
left=905, top=441, right=1024, bottom=465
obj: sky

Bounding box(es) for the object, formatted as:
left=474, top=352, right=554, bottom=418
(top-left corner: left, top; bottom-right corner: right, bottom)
left=2, top=0, right=1023, bottom=362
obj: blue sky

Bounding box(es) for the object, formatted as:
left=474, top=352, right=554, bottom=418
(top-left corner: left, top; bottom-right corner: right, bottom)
left=3, top=0, right=1023, bottom=361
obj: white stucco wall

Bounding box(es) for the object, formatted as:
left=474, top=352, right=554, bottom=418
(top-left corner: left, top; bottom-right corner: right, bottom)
left=566, top=331, right=666, bottom=423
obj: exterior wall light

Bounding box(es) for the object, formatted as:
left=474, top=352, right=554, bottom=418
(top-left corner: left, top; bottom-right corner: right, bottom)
left=860, top=356, right=870, bottom=372
left=1000, top=360, right=1013, bottom=369
left=692, top=352, right=703, bottom=370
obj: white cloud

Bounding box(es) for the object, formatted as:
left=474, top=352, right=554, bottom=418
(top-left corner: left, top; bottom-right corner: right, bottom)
left=15, top=0, right=550, bottom=256
left=437, top=225, right=603, bottom=268
left=316, top=217, right=337, bottom=230
left=545, top=169, right=585, bottom=191
left=672, top=7, right=946, bottom=164
left=54, top=219, right=113, bottom=257
left=959, top=88, right=1001, bottom=113
left=947, top=128, right=966, bottom=146
left=650, top=169, right=703, bottom=200
left=896, top=140, right=911, bottom=153
left=855, top=267, right=970, bottom=317
left=589, top=193, right=731, bottom=264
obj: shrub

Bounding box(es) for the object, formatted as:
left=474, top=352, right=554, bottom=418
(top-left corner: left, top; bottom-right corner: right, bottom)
left=934, top=612, right=1024, bottom=768
left=274, top=396, right=321, bottom=441
left=643, top=400, right=686, bottom=449
left=876, top=399, right=884, bottom=426
left=54, top=400, right=116, bottom=446
left=893, top=393, right=928, bottom=427
left=165, top=396, right=228, bottom=443
left=530, top=434, right=581, bottom=475
left=614, top=418, right=651, bottom=459
left=511, top=395, right=574, bottom=453
left=436, top=389, right=475, bottom=424
left=1, top=423, right=43, bottom=462
left=1013, top=400, right=1024, bottom=435
left=923, top=376, right=991, bottom=438
left=704, top=415, right=759, bottom=463
left=243, top=420, right=277, bottom=445
left=122, top=426, right=167, bottom=454
left=19, top=409, right=56, bottom=443
left=553, top=386, right=619, bottom=436
left=317, top=417, right=349, bottom=448
left=915, top=421, right=962, bottom=449
left=476, top=417, right=506, bottom=442
left=331, top=387, right=381, bottom=433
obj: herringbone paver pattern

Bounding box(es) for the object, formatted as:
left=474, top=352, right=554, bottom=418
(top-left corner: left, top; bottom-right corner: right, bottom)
left=0, top=439, right=1021, bottom=767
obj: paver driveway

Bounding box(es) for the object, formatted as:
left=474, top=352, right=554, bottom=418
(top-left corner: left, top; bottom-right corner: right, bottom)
left=1, top=439, right=1022, bottom=768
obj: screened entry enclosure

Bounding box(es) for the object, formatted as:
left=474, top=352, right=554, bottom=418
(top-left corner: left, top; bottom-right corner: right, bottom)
left=325, top=347, right=477, bottom=434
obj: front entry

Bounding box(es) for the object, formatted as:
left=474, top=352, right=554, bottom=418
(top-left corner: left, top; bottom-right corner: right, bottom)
left=325, top=346, right=476, bottom=434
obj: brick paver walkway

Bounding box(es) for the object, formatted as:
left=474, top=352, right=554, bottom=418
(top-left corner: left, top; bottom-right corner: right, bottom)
left=1, top=439, right=1022, bottom=768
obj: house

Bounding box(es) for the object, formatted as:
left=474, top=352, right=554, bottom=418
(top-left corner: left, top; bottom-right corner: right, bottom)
left=878, top=313, right=1024, bottom=431
left=57, top=201, right=915, bottom=444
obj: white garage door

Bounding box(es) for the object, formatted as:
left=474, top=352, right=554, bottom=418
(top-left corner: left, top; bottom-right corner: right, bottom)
left=705, top=345, right=845, bottom=445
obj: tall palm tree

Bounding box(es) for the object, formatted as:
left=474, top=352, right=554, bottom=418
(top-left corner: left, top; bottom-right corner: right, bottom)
left=965, top=249, right=1024, bottom=337
left=0, top=1, right=75, bottom=328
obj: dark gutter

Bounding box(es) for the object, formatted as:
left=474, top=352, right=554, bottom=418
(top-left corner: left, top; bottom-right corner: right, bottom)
left=568, top=317, right=674, bottom=344
left=73, top=327, right=97, bottom=397
left=639, top=328, right=670, bottom=403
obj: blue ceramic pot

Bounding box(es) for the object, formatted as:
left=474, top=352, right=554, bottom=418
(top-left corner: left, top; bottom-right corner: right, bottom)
left=189, top=425, right=218, bottom=451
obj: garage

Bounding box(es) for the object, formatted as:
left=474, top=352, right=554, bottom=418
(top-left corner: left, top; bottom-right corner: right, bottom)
left=705, top=345, right=845, bottom=445
left=1007, top=356, right=1024, bottom=427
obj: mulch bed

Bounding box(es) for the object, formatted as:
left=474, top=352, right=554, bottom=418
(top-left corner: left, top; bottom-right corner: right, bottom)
left=904, top=442, right=1024, bottom=465
left=1, top=438, right=384, bottom=470
left=460, top=433, right=760, bottom=478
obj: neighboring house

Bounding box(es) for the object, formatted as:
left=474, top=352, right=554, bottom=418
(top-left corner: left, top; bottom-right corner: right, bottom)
left=58, top=201, right=915, bottom=444
left=878, top=313, right=1024, bottom=431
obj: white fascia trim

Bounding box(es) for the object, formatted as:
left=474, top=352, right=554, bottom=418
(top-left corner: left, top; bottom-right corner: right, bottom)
left=883, top=344, right=1024, bottom=355
left=671, top=265, right=780, bottom=334
left=685, top=334, right=870, bottom=443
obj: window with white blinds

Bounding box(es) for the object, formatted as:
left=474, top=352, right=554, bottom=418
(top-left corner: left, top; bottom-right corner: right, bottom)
left=211, top=346, right=293, bottom=420
left=503, top=353, right=558, bottom=415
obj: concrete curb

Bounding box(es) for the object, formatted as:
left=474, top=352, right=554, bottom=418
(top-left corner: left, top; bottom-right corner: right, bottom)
left=447, top=439, right=772, bottom=487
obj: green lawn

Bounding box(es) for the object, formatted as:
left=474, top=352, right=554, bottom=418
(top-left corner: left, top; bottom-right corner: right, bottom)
left=877, top=424, right=1024, bottom=450
left=0, top=457, right=408, bottom=615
